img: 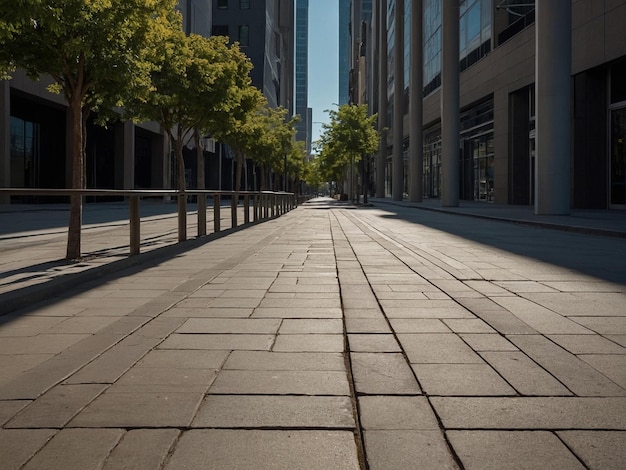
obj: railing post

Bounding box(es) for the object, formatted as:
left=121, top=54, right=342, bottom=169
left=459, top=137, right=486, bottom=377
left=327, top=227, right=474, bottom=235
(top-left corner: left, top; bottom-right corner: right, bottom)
left=198, top=192, right=207, bottom=237
left=263, top=194, right=269, bottom=219
left=253, top=195, right=259, bottom=222
left=231, top=194, right=238, bottom=228
left=244, top=195, right=250, bottom=224
left=178, top=191, right=187, bottom=242
left=271, top=195, right=276, bottom=217
left=214, top=194, right=221, bottom=233
left=130, top=195, right=140, bottom=255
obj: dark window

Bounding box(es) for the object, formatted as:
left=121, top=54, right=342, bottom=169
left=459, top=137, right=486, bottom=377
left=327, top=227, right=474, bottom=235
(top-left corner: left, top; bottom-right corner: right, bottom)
left=217, top=0, right=228, bottom=9
left=611, top=59, right=626, bottom=104
left=239, top=25, right=249, bottom=46
left=212, top=24, right=229, bottom=37
left=240, top=0, right=250, bottom=9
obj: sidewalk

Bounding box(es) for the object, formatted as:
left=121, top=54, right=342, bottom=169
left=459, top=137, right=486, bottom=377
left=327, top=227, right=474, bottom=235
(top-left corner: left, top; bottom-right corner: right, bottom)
left=1, top=197, right=625, bottom=469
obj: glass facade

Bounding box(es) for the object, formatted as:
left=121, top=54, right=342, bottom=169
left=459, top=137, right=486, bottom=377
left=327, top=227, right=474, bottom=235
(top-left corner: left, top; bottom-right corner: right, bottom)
left=423, top=0, right=442, bottom=96
left=610, top=59, right=626, bottom=206
left=423, top=99, right=494, bottom=201
left=10, top=117, right=39, bottom=189
left=421, top=0, right=492, bottom=96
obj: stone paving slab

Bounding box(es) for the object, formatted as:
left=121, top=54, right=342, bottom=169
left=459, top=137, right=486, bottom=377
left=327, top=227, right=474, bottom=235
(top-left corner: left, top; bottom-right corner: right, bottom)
left=363, top=430, right=459, bottom=470
left=5, top=384, right=107, bottom=428
left=192, top=395, right=355, bottom=428
left=359, top=396, right=439, bottom=430
left=2, top=198, right=626, bottom=468
left=446, top=431, right=585, bottom=470
left=68, top=391, right=205, bottom=428
left=556, top=431, right=626, bottom=470
left=0, top=429, right=57, bottom=470
left=431, top=397, right=626, bottom=429
left=208, top=370, right=351, bottom=396
left=350, top=353, right=422, bottom=395
left=21, top=428, right=124, bottom=470
left=164, top=430, right=360, bottom=470
left=102, top=429, right=180, bottom=470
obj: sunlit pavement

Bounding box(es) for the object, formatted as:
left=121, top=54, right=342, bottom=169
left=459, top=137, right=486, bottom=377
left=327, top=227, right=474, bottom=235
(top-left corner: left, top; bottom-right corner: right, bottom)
left=1, top=197, right=625, bottom=469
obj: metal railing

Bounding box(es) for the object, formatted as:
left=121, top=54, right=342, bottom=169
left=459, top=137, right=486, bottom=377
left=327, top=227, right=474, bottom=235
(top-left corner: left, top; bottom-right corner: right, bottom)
left=0, top=188, right=296, bottom=257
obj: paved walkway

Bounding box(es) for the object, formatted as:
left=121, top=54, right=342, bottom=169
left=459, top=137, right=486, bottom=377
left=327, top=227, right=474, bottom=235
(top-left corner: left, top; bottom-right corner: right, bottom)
left=1, top=197, right=625, bottom=469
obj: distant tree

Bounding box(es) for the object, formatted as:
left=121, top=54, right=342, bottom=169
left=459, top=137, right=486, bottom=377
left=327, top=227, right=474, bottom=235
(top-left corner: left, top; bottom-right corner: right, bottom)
left=316, top=104, right=379, bottom=201
left=0, top=0, right=178, bottom=259
left=245, top=106, right=298, bottom=191
left=209, top=85, right=266, bottom=193
left=303, top=158, right=325, bottom=195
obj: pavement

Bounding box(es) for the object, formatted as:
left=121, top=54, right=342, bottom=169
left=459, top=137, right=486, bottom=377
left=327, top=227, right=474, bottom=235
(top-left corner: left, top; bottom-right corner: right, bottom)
left=0, top=197, right=625, bottom=469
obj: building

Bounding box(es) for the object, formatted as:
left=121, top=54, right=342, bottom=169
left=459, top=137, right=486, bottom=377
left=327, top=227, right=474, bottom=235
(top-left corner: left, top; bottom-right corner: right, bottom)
left=295, top=0, right=312, bottom=155
left=364, top=0, right=626, bottom=211
left=339, top=0, right=352, bottom=105
left=210, top=0, right=295, bottom=191
left=212, top=0, right=294, bottom=111
left=1, top=1, right=214, bottom=202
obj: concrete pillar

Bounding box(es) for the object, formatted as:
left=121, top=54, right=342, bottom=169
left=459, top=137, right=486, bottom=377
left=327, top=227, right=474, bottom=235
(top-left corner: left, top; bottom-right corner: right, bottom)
left=535, top=0, right=571, bottom=215
left=441, top=0, right=460, bottom=207
left=0, top=81, right=10, bottom=203
left=408, top=0, right=423, bottom=202
left=114, top=121, right=135, bottom=189
left=392, top=0, right=404, bottom=201
left=376, top=0, right=388, bottom=198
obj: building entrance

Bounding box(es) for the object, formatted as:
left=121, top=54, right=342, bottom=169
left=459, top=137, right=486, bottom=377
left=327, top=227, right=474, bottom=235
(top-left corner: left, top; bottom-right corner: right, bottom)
left=610, top=106, right=626, bottom=207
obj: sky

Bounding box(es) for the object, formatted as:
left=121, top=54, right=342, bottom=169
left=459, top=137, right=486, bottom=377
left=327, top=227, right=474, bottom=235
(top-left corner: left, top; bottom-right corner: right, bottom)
left=308, top=0, right=339, bottom=148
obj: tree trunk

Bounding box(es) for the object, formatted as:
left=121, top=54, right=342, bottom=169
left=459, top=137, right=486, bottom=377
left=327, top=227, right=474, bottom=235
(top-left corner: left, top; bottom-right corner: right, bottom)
left=66, top=93, right=84, bottom=260
left=174, top=131, right=187, bottom=242
left=195, top=130, right=206, bottom=236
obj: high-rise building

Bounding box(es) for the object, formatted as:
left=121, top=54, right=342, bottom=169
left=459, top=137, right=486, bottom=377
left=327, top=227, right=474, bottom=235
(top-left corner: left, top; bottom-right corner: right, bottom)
left=368, top=0, right=626, bottom=210
left=212, top=0, right=294, bottom=111
left=295, top=0, right=311, bottom=154
left=338, top=0, right=352, bottom=104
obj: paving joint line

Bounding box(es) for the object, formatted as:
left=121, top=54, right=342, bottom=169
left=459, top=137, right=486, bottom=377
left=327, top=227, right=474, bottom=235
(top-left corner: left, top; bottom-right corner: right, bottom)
left=330, top=208, right=489, bottom=470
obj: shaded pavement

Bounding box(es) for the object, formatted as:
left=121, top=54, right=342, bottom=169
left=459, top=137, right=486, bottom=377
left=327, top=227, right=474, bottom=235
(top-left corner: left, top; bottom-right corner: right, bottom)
left=0, top=197, right=625, bottom=469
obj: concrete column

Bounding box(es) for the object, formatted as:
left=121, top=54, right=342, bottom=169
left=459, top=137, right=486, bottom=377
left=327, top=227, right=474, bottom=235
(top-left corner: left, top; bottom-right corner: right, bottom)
left=392, top=0, right=404, bottom=201
left=0, top=81, right=10, bottom=203
left=535, top=0, right=571, bottom=215
left=408, top=0, right=423, bottom=202
left=114, top=121, right=135, bottom=189
left=376, top=0, right=388, bottom=198
left=441, top=0, right=460, bottom=207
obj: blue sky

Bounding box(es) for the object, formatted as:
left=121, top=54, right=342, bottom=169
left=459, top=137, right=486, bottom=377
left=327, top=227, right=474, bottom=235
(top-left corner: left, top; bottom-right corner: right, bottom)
left=308, top=0, right=339, bottom=147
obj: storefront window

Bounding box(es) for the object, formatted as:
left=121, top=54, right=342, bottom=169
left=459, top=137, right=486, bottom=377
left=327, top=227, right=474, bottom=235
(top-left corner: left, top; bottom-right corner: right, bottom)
left=10, top=117, right=39, bottom=188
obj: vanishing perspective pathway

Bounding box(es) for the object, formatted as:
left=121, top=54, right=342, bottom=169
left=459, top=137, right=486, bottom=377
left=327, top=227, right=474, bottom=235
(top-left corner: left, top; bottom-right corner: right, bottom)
left=1, top=197, right=625, bottom=469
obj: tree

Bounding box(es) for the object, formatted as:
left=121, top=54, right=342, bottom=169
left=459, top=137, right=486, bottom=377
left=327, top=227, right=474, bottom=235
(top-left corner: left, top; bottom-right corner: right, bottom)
left=0, top=0, right=178, bottom=259
left=209, top=85, right=266, bottom=193
left=127, top=17, right=256, bottom=240
left=244, top=106, right=298, bottom=192
left=303, top=157, right=325, bottom=195
left=316, top=104, right=379, bottom=202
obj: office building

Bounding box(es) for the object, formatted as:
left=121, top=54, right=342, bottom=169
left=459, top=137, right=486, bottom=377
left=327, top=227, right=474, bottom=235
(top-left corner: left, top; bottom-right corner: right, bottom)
left=295, top=0, right=312, bottom=154
left=212, top=0, right=294, bottom=111
left=368, top=0, right=626, bottom=210
left=1, top=1, right=214, bottom=200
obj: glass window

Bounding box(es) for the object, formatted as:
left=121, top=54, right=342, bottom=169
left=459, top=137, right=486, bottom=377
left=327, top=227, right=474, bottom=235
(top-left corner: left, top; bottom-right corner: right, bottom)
left=240, top=0, right=250, bottom=9
left=611, top=59, right=626, bottom=104
left=212, top=24, right=229, bottom=37
left=217, top=0, right=228, bottom=9
left=239, top=25, right=249, bottom=46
